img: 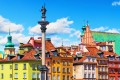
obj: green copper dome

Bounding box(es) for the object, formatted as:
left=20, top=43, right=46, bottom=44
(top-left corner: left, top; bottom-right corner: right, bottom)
left=81, top=25, right=86, bottom=36
left=5, top=31, right=14, bottom=48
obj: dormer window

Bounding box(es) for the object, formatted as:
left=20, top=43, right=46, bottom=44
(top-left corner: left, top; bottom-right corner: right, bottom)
left=18, top=55, right=20, bottom=60
left=8, top=56, right=10, bottom=61
left=46, top=53, right=50, bottom=58
left=100, top=54, right=103, bottom=58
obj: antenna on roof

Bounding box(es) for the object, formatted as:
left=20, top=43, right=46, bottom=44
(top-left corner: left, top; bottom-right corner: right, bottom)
left=62, top=39, right=63, bottom=47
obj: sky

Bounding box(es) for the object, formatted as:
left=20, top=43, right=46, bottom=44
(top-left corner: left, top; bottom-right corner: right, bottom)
left=0, top=0, right=120, bottom=52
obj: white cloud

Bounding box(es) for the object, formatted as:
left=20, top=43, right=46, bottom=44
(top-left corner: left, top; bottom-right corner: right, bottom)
left=112, top=1, right=120, bottom=6
left=29, top=17, right=74, bottom=35
left=0, top=15, right=24, bottom=33
left=51, top=36, right=70, bottom=47
left=92, top=26, right=120, bottom=33
left=70, top=30, right=81, bottom=38
left=0, top=16, right=80, bottom=52
left=106, top=28, right=119, bottom=33
left=51, top=36, right=79, bottom=47
left=92, top=26, right=108, bottom=32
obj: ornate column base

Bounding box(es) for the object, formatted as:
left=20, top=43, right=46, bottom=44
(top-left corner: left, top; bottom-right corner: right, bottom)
left=39, top=65, right=48, bottom=80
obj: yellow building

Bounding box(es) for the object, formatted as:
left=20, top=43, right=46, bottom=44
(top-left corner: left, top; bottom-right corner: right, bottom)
left=51, top=47, right=73, bottom=80
left=0, top=49, right=42, bottom=80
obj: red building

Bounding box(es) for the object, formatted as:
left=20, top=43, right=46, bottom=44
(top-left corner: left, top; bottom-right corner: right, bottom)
left=107, top=55, right=120, bottom=80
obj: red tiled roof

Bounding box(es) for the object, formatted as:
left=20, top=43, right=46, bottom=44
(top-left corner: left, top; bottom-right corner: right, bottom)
left=0, top=49, right=40, bottom=62
left=22, top=44, right=33, bottom=47
left=78, top=56, right=86, bottom=62
left=103, top=51, right=118, bottom=57
left=34, top=40, right=41, bottom=43
left=86, top=46, right=99, bottom=57
left=96, top=42, right=106, bottom=46
left=46, top=40, right=55, bottom=52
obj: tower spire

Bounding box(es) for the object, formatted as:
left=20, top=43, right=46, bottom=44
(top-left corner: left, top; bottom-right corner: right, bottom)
left=9, top=27, right=10, bottom=35
left=62, top=39, right=63, bottom=47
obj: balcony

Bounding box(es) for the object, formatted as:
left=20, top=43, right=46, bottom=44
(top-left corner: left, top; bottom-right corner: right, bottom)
left=109, top=66, right=120, bottom=69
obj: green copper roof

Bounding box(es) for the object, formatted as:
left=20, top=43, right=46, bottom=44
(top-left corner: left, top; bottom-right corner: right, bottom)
left=81, top=25, right=86, bottom=36
left=92, top=31, right=120, bottom=55
left=5, top=30, right=14, bottom=48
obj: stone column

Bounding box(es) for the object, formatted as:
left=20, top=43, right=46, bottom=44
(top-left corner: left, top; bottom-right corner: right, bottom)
left=38, top=5, right=49, bottom=80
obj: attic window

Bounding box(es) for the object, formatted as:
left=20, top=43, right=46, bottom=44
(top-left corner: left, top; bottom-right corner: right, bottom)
left=18, top=55, right=20, bottom=60
left=52, top=51, right=58, bottom=56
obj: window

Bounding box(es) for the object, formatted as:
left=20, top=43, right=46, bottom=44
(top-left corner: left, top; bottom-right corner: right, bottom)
left=32, top=73, right=35, bottom=78
left=84, top=74, right=86, bottom=78
left=67, top=68, right=70, bottom=73
left=10, top=65, right=12, bottom=69
left=92, top=74, right=94, bottom=78
left=88, top=58, right=90, bottom=61
left=14, top=73, right=18, bottom=79
left=15, top=64, right=18, bottom=70
left=92, top=58, right=95, bottom=62
left=92, top=65, right=95, bottom=70
left=118, top=70, right=120, bottom=73
left=10, top=74, right=12, bottom=78
left=37, top=64, right=40, bottom=70
left=67, top=61, right=70, bottom=66
left=23, top=64, right=26, bottom=70
left=1, top=65, right=3, bottom=70
left=57, top=75, right=60, bottom=80
left=112, top=63, right=114, bottom=67
left=118, top=64, right=120, bottom=67
left=18, top=55, right=20, bottom=60
left=111, top=69, right=114, bottom=73
left=84, top=64, right=87, bottom=70
left=67, top=75, right=70, bottom=80
left=98, top=67, right=100, bottom=71
left=57, top=60, right=60, bottom=64
left=88, top=74, right=90, bottom=78
left=109, top=57, right=114, bottom=61
left=53, top=67, right=56, bottom=72
left=57, top=67, right=60, bottom=72
left=63, top=68, right=66, bottom=73
left=118, top=76, right=120, bottom=80
left=53, top=75, right=55, bottom=80
left=102, top=66, right=104, bottom=71
left=101, top=46, right=106, bottom=51
left=63, top=75, right=65, bottom=80
left=88, top=65, right=91, bottom=70
left=47, top=61, right=50, bottom=66
left=32, top=64, right=36, bottom=70
left=37, top=73, right=40, bottom=78
left=1, top=73, right=3, bottom=79
left=63, top=61, right=66, bottom=66
left=53, top=60, right=55, bottom=63
left=23, top=73, right=26, bottom=79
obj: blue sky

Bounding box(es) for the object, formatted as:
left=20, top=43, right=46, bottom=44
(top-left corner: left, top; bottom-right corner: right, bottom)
left=0, top=0, right=120, bottom=51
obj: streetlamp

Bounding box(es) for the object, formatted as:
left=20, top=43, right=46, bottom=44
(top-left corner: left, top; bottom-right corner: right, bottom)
left=38, top=5, right=49, bottom=80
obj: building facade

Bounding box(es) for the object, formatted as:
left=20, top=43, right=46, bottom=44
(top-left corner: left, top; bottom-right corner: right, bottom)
left=0, top=49, right=41, bottom=80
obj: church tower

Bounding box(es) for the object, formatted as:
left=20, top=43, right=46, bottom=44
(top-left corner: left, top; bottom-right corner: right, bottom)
left=4, top=29, right=15, bottom=58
